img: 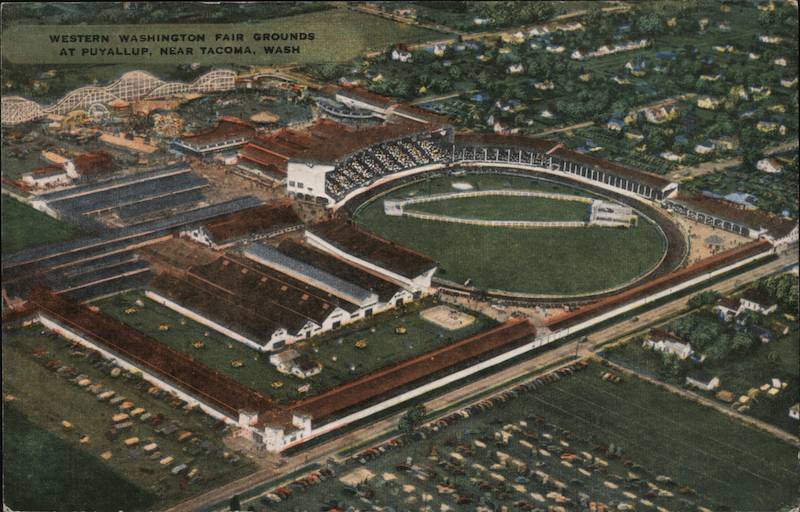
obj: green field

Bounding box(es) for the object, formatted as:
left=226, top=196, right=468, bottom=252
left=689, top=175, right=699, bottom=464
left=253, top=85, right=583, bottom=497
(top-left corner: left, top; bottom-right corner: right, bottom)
left=3, top=404, right=155, bottom=512
left=3, top=327, right=255, bottom=511
left=93, top=292, right=493, bottom=404
left=1, top=195, right=80, bottom=255
left=354, top=174, right=666, bottom=295
left=255, top=361, right=799, bottom=512
left=410, top=193, right=589, bottom=222
left=605, top=305, right=800, bottom=434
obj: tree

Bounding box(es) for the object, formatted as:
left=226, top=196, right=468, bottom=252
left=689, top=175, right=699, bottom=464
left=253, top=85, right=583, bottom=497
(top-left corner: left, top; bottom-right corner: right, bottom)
left=732, top=331, right=755, bottom=352
left=398, top=404, right=426, bottom=436
left=688, top=291, right=720, bottom=309
left=229, top=494, right=242, bottom=512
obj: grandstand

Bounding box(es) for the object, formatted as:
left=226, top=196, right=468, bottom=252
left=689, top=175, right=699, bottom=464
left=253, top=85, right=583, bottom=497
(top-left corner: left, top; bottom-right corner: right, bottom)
left=663, top=193, right=798, bottom=245
left=285, top=124, right=679, bottom=207
left=31, top=163, right=209, bottom=222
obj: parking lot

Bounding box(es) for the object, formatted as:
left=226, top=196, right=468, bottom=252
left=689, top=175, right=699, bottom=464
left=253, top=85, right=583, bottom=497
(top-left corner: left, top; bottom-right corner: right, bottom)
left=2, top=326, right=256, bottom=508
left=239, top=359, right=798, bottom=511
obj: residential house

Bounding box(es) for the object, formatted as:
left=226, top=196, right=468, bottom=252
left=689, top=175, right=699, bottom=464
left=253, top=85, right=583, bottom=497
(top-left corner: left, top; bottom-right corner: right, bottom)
left=643, top=329, right=693, bottom=360
left=697, top=96, right=723, bottom=110
left=694, top=140, right=716, bottom=155
left=714, top=297, right=741, bottom=322
left=507, top=63, right=525, bottom=74
left=660, top=151, right=685, bottom=162
left=645, top=105, right=677, bottom=124
left=756, top=157, right=783, bottom=174
left=606, top=118, right=625, bottom=132
left=749, top=325, right=774, bottom=343
left=391, top=45, right=412, bottom=62
left=790, top=403, right=799, bottom=421
left=740, top=288, right=778, bottom=316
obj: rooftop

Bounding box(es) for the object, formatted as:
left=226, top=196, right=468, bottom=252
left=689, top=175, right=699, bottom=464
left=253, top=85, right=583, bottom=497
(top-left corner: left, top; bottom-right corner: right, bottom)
left=669, top=193, right=797, bottom=238
left=309, top=220, right=438, bottom=280
left=453, top=132, right=674, bottom=190
left=276, top=240, right=402, bottom=303
left=202, top=202, right=301, bottom=244
left=180, top=117, right=255, bottom=147
left=278, top=318, right=536, bottom=425
left=29, top=288, right=272, bottom=419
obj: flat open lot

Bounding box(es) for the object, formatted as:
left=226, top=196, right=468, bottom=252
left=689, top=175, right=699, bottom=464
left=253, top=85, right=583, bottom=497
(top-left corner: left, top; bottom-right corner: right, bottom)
left=1, top=195, right=81, bottom=255
left=355, top=173, right=667, bottom=295
left=3, top=404, right=155, bottom=512
left=93, top=291, right=493, bottom=404
left=2, top=327, right=254, bottom=511
left=256, top=362, right=798, bottom=511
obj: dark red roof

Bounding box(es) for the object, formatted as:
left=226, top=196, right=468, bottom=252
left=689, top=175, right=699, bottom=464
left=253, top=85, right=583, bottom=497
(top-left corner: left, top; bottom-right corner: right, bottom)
left=285, top=318, right=536, bottom=424
left=454, top=132, right=673, bottom=190
left=203, top=203, right=301, bottom=243
left=310, top=220, right=437, bottom=279
left=29, top=288, right=272, bottom=418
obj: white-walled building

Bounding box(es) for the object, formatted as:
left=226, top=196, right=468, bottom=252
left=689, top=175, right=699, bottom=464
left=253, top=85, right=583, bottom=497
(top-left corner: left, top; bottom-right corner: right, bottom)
left=643, top=329, right=693, bottom=359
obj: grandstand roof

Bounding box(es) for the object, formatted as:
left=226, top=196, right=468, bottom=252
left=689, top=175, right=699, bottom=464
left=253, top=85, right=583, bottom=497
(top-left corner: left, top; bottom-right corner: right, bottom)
left=29, top=288, right=272, bottom=418
left=668, top=193, right=797, bottom=238
left=202, top=202, right=301, bottom=244
left=292, top=119, right=438, bottom=164
left=276, top=240, right=402, bottom=303
left=281, top=318, right=536, bottom=424
left=453, top=133, right=673, bottom=190
left=238, top=143, right=290, bottom=175
left=309, top=220, right=438, bottom=280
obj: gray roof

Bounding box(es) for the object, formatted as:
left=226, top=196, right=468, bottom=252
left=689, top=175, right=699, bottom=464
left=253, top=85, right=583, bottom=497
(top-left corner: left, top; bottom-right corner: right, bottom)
left=245, top=243, right=377, bottom=307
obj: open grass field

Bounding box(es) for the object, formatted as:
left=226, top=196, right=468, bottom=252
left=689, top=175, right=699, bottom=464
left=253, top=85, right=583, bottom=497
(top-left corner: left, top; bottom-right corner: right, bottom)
left=354, top=174, right=667, bottom=295
left=2, top=327, right=255, bottom=510
left=93, top=291, right=493, bottom=404
left=1, top=195, right=81, bottom=255
left=410, top=193, right=589, bottom=222
left=3, top=404, right=155, bottom=512
left=605, top=308, right=800, bottom=434
left=251, top=361, right=798, bottom=511
left=524, top=362, right=799, bottom=510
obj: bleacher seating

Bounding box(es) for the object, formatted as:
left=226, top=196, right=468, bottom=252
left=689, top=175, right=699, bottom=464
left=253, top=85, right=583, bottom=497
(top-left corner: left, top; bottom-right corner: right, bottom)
left=325, top=136, right=447, bottom=199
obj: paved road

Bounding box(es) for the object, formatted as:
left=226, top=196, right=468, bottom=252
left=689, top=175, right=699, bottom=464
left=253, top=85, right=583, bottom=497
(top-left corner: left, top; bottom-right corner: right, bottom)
left=533, top=121, right=594, bottom=137
left=165, top=248, right=797, bottom=512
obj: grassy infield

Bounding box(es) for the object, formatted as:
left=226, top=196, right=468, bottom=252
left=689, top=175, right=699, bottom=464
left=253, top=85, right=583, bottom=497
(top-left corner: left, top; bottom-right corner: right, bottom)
left=355, top=174, right=667, bottom=295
